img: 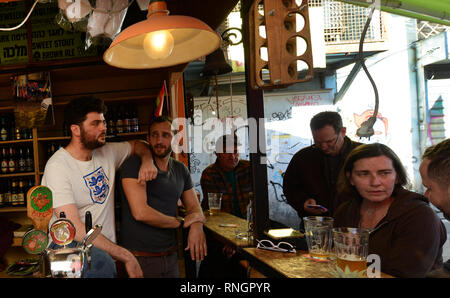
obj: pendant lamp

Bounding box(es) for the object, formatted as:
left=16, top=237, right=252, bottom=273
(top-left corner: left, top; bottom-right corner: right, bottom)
left=103, top=0, right=221, bottom=69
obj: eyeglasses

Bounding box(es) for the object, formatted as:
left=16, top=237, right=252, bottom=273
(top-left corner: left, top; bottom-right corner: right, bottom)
left=256, top=239, right=296, bottom=253
left=312, top=134, right=340, bottom=150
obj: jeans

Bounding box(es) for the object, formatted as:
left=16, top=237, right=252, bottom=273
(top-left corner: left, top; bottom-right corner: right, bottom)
left=48, top=241, right=117, bottom=278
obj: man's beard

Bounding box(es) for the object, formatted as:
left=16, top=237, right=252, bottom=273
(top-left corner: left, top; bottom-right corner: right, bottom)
left=150, top=143, right=172, bottom=158
left=80, top=127, right=105, bottom=150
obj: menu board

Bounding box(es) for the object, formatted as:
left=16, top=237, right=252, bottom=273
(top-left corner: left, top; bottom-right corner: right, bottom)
left=0, top=1, right=101, bottom=66
left=0, top=2, right=28, bottom=65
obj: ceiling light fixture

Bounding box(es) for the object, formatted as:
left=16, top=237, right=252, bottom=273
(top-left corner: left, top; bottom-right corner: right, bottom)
left=103, top=0, right=221, bottom=69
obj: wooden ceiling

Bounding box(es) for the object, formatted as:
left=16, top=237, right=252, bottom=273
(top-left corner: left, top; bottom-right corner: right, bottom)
left=0, top=0, right=240, bottom=103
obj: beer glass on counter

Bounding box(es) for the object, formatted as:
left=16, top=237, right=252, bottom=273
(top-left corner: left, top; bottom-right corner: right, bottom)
left=303, top=216, right=334, bottom=260
left=207, top=193, right=222, bottom=215
left=333, top=227, right=369, bottom=273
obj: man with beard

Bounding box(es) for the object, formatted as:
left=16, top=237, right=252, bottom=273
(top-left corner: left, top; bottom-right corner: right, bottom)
left=420, top=138, right=450, bottom=277
left=42, top=96, right=157, bottom=278
left=117, top=116, right=206, bottom=277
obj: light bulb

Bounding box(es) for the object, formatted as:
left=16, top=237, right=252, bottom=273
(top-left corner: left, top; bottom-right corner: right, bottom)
left=143, top=30, right=174, bottom=60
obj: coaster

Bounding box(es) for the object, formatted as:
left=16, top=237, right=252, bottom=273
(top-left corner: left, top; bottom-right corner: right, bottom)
left=302, top=253, right=331, bottom=263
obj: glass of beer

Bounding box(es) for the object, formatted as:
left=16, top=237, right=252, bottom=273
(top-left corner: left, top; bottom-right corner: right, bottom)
left=333, top=228, right=369, bottom=273
left=303, top=216, right=334, bottom=260
left=207, top=193, right=222, bottom=215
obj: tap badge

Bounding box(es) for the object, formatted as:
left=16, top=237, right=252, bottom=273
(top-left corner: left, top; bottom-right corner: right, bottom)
left=50, top=219, right=76, bottom=246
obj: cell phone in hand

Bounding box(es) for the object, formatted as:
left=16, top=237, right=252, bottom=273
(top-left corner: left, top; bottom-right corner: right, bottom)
left=306, top=204, right=328, bottom=212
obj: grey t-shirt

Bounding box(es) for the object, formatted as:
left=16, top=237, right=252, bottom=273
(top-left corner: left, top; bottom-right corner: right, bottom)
left=117, top=155, right=193, bottom=252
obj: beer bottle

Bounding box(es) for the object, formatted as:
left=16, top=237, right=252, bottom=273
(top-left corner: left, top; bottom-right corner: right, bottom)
left=4, top=180, right=11, bottom=207
left=116, top=109, right=124, bottom=134
left=0, top=181, right=5, bottom=208
left=11, top=179, right=18, bottom=206
left=18, top=148, right=26, bottom=172
left=123, top=107, right=131, bottom=133
left=15, top=127, right=20, bottom=140
left=1, top=148, right=8, bottom=174
left=131, top=106, right=139, bottom=132
left=8, top=147, right=17, bottom=173
left=25, top=148, right=33, bottom=172
left=0, top=116, right=7, bottom=141
left=108, top=106, right=116, bottom=136
left=18, top=179, right=25, bottom=206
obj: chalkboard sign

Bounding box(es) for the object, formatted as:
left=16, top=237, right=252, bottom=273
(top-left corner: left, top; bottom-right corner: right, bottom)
left=0, top=2, right=101, bottom=66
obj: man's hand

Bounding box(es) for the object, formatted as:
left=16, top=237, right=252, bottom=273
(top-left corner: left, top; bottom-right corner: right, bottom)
left=137, top=159, right=158, bottom=184
left=303, top=198, right=327, bottom=215
left=124, top=256, right=143, bottom=278
left=185, top=222, right=207, bottom=262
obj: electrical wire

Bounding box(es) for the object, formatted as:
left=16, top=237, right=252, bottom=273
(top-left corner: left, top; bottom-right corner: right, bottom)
left=0, top=0, right=40, bottom=31
left=356, top=2, right=380, bottom=138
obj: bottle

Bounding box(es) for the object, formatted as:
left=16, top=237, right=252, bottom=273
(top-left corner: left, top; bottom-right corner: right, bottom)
left=18, top=179, right=25, bottom=206
left=116, top=109, right=124, bottom=134
left=18, top=148, right=26, bottom=172
left=14, top=127, right=20, bottom=140
left=131, top=106, right=139, bottom=132
left=10, top=179, right=18, bottom=206
left=123, top=106, right=131, bottom=133
left=8, top=147, right=17, bottom=173
left=1, top=148, right=8, bottom=174
left=108, top=106, right=116, bottom=136
left=0, top=116, right=8, bottom=141
left=25, top=148, right=33, bottom=172
left=0, top=181, right=5, bottom=208
left=4, top=180, right=11, bottom=207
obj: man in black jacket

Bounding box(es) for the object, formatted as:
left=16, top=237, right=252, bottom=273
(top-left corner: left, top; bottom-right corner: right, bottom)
left=283, top=111, right=361, bottom=222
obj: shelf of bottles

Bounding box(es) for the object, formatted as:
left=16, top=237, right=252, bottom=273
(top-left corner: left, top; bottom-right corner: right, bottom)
left=105, top=103, right=141, bottom=137
left=0, top=113, right=35, bottom=209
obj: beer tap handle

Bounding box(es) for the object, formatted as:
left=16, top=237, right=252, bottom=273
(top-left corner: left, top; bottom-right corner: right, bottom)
left=85, top=211, right=92, bottom=233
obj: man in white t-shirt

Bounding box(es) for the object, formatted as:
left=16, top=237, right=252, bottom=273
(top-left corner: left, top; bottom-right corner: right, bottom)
left=42, top=96, right=157, bottom=278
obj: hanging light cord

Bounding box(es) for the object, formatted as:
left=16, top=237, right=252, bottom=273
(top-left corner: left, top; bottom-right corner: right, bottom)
left=356, top=2, right=379, bottom=138
left=0, top=0, right=39, bottom=31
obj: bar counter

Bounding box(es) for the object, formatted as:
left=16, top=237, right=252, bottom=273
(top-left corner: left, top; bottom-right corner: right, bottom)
left=203, top=212, right=394, bottom=278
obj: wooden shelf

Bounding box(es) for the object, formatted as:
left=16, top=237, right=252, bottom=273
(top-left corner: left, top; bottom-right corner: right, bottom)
left=0, top=206, right=27, bottom=213
left=0, top=172, right=35, bottom=178
left=0, top=139, right=33, bottom=145
left=37, top=136, right=70, bottom=141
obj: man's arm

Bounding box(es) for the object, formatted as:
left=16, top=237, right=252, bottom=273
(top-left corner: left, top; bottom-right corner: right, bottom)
left=53, top=204, right=143, bottom=278
left=181, top=188, right=207, bottom=261
left=121, top=178, right=181, bottom=228
left=127, top=140, right=157, bottom=183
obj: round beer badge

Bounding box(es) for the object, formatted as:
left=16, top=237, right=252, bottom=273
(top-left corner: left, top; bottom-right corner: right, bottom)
left=22, top=229, right=49, bottom=255
left=50, top=219, right=76, bottom=246
left=28, top=186, right=53, bottom=214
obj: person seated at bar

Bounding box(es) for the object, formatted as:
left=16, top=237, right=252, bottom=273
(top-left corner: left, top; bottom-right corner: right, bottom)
left=117, top=116, right=206, bottom=277
left=420, top=138, right=450, bottom=277
left=198, top=133, right=252, bottom=278
left=334, top=143, right=446, bottom=278
left=283, top=111, right=361, bottom=225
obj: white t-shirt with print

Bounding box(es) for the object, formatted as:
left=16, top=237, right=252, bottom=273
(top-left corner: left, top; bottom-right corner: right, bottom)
left=42, top=142, right=131, bottom=243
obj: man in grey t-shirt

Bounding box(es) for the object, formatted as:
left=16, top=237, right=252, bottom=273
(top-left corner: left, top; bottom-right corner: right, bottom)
left=117, top=116, right=206, bottom=277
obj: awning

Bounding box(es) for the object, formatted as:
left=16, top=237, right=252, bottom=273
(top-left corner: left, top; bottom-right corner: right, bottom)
left=340, top=0, right=450, bottom=26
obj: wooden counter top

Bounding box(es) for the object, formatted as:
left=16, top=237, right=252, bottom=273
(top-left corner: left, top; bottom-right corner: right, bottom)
left=203, top=212, right=252, bottom=248
left=241, top=247, right=394, bottom=278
